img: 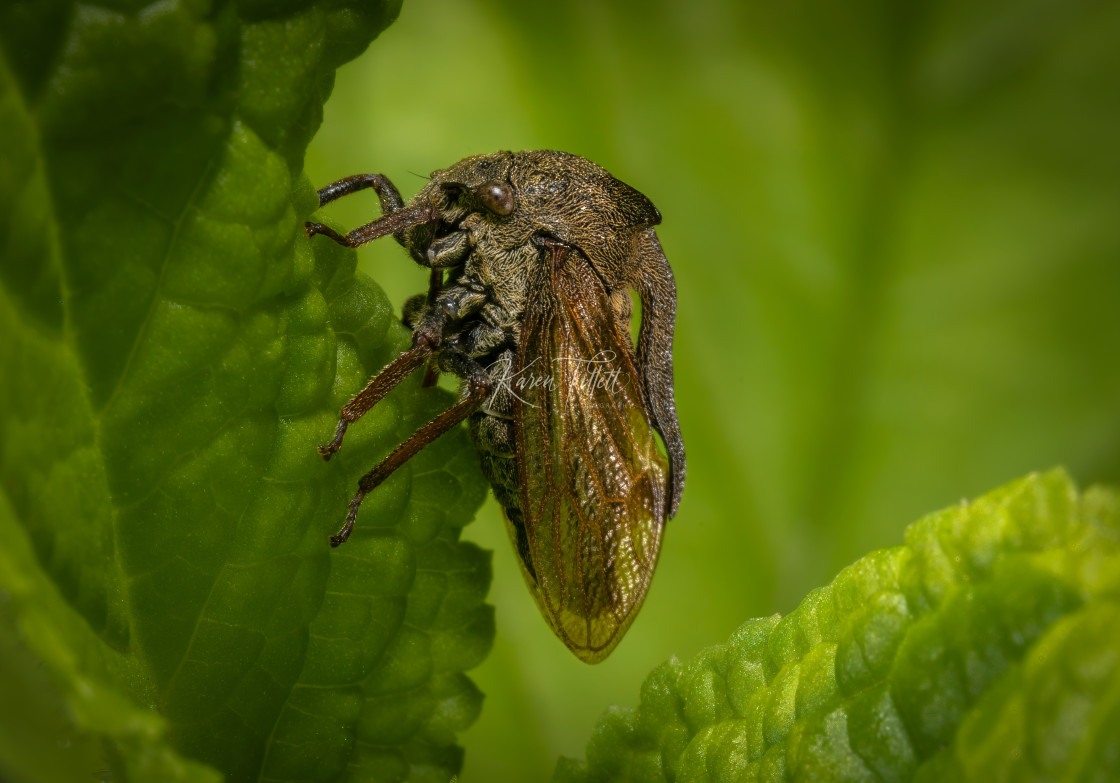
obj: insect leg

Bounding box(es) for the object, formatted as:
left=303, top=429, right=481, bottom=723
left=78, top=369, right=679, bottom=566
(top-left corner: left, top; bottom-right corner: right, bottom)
left=305, top=202, right=435, bottom=249
left=314, top=173, right=405, bottom=212
left=318, top=341, right=434, bottom=460
left=331, top=346, right=494, bottom=546
left=310, top=172, right=422, bottom=251
left=320, top=295, right=455, bottom=459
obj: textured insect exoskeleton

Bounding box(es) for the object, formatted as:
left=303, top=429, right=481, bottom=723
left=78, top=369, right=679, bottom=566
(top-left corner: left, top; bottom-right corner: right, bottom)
left=306, top=150, right=685, bottom=662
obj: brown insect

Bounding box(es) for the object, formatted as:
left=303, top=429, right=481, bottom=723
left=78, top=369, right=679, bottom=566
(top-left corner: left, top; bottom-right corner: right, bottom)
left=306, top=150, right=685, bottom=662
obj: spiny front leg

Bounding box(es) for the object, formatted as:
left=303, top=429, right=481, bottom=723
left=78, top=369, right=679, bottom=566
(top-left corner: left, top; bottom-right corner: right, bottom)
left=306, top=172, right=426, bottom=249
left=305, top=202, right=435, bottom=249
left=331, top=345, right=494, bottom=546
left=315, top=172, right=405, bottom=212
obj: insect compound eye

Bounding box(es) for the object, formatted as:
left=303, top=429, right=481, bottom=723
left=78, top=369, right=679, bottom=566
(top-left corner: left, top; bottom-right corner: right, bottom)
left=475, top=180, right=517, bottom=216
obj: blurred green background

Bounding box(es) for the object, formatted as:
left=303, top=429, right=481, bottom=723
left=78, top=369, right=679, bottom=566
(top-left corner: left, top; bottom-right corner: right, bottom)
left=305, top=0, right=1120, bottom=779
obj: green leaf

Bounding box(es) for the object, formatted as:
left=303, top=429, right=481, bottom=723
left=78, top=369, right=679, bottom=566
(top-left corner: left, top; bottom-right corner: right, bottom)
left=0, top=2, right=492, bottom=782
left=557, top=470, right=1120, bottom=782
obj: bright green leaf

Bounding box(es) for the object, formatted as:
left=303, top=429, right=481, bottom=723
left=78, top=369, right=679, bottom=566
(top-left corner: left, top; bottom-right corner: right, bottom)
left=558, top=470, right=1120, bottom=782
left=0, top=2, right=494, bottom=782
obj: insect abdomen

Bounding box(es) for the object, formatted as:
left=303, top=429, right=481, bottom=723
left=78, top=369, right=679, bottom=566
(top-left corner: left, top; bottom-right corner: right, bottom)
left=467, top=376, right=539, bottom=584
left=467, top=346, right=521, bottom=510
left=471, top=410, right=520, bottom=510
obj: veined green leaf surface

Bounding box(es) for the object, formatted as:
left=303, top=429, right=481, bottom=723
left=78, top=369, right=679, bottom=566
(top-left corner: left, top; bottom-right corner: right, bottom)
left=558, top=470, right=1120, bottom=782
left=0, top=2, right=492, bottom=782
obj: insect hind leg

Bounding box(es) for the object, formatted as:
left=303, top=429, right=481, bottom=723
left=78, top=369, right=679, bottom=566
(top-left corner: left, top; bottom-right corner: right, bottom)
left=318, top=338, right=436, bottom=461
left=331, top=345, right=495, bottom=546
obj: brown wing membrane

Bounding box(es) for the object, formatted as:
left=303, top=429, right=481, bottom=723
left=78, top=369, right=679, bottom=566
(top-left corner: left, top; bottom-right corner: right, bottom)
left=509, top=242, right=669, bottom=663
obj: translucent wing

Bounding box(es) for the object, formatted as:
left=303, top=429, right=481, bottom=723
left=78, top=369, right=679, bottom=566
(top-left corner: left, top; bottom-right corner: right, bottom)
left=508, top=242, right=669, bottom=663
